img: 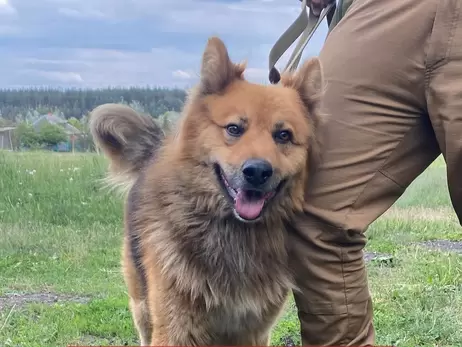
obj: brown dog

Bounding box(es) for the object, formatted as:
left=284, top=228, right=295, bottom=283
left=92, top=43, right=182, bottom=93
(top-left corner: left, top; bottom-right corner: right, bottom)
left=89, top=36, right=324, bottom=346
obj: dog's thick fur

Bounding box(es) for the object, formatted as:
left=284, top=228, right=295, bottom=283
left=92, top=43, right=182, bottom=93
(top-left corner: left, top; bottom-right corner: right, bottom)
left=89, top=37, right=324, bottom=346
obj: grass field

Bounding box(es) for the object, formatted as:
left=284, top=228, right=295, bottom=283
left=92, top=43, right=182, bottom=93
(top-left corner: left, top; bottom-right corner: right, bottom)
left=1, top=151, right=461, bottom=347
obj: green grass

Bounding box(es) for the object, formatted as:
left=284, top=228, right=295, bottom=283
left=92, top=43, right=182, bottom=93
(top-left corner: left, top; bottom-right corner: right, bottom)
left=1, top=151, right=461, bottom=347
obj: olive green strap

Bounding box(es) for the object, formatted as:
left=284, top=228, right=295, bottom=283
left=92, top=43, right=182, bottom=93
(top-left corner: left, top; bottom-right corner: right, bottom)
left=268, top=0, right=336, bottom=83
left=328, top=0, right=354, bottom=33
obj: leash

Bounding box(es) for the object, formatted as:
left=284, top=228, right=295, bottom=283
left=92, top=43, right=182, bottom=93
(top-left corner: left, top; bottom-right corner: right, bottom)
left=268, top=0, right=336, bottom=84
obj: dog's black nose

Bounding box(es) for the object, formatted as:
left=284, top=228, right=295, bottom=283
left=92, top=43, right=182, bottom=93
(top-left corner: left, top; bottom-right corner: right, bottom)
left=242, top=159, right=273, bottom=186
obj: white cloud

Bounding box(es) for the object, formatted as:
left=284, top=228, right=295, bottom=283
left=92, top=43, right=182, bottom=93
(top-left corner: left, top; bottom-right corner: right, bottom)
left=172, top=70, right=194, bottom=80
left=0, top=0, right=329, bottom=88
left=58, top=7, right=108, bottom=19
left=158, top=0, right=300, bottom=39
left=21, top=70, right=84, bottom=83
left=0, top=0, right=16, bottom=15
left=21, top=57, right=93, bottom=67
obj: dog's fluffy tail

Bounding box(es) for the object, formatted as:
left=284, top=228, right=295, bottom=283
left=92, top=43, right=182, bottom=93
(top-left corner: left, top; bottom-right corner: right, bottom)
left=89, top=103, right=164, bottom=194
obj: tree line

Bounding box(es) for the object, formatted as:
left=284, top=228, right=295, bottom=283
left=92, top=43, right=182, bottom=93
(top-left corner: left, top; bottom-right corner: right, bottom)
left=0, top=86, right=187, bottom=125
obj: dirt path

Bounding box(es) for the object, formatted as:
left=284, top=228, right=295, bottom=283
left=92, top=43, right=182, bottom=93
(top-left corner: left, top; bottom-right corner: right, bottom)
left=416, top=240, right=462, bottom=254
left=0, top=292, right=90, bottom=311
left=363, top=239, right=462, bottom=267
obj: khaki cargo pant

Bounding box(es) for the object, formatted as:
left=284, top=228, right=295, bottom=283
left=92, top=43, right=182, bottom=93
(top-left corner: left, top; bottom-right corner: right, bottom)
left=288, top=0, right=462, bottom=345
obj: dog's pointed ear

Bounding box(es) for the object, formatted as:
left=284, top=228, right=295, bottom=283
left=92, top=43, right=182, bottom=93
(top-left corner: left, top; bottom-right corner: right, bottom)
left=199, top=36, right=246, bottom=95
left=281, top=58, right=326, bottom=185
left=281, top=57, right=325, bottom=127
left=89, top=103, right=165, bottom=191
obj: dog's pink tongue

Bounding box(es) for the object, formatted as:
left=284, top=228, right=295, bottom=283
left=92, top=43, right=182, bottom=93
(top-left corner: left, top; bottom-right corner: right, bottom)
left=234, top=190, right=265, bottom=220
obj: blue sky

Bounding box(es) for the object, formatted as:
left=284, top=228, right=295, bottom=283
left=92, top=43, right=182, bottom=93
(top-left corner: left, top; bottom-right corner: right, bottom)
left=0, top=0, right=329, bottom=89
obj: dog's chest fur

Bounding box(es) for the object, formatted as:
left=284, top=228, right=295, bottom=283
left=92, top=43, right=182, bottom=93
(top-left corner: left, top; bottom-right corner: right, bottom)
left=143, top=211, right=293, bottom=305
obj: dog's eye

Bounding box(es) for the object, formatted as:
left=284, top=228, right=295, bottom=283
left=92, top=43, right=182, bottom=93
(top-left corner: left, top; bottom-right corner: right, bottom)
left=274, top=130, right=293, bottom=144
left=226, top=124, right=243, bottom=137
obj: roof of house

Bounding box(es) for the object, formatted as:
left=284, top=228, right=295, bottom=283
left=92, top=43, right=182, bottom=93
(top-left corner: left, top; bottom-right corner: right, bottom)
left=32, top=113, right=81, bottom=135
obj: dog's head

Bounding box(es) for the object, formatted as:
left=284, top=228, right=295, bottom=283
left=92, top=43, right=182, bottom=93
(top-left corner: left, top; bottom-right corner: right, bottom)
left=90, top=37, right=324, bottom=223
left=176, top=37, right=325, bottom=222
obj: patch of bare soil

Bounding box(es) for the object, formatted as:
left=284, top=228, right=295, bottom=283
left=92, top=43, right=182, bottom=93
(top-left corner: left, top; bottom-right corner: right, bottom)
left=69, top=334, right=134, bottom=347
left=0, top=292, right=90, bottom=311
left=416, top=240, right=462, bottom=254
left=364, top=252, right=394, bottom=266
left=281, top=336, right=296, bottom=346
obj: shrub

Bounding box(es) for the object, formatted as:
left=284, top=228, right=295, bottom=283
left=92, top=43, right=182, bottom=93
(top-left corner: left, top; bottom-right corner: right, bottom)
left=38, top=123, right=68, bottom=146
left=14, top=122, right=40, bottom=148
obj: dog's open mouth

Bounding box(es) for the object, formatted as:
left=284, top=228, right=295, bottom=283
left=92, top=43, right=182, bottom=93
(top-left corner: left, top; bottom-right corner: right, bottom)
left=214, top=164, right=284, bottom=222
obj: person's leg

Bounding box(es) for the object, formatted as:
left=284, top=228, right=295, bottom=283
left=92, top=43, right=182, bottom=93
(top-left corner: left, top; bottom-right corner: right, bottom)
left=288, top=0, right=447, bottom=345
left=426, top=1, right=462, bottom=224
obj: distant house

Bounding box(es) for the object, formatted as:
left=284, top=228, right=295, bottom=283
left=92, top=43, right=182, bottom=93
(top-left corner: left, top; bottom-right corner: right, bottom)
left=32, top=113, right=82, bottom=152
left=32, top=113, right=81, bottom=136
left=0, top=126, right=15, bottom=150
